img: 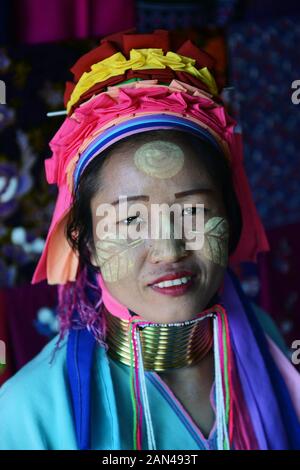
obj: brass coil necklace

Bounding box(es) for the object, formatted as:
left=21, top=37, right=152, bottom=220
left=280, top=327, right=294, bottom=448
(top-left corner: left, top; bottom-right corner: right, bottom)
left=104, top=306, right=215, bottom=372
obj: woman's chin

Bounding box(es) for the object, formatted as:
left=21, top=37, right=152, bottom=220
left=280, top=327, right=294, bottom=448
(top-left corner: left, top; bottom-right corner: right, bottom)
left=139, top=298, right=207, bottom=323
left=144, top=285, right=207, bottom=316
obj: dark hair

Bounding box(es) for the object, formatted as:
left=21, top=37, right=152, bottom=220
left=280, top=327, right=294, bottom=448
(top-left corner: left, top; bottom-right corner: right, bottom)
left=66, top=130, right=242, bottom=269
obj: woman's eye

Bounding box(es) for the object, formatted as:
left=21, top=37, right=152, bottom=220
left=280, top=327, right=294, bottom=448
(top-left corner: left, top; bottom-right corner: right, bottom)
left=182, top=207, right=209, bottom=216
left=122, top=215, right=143, bottom=226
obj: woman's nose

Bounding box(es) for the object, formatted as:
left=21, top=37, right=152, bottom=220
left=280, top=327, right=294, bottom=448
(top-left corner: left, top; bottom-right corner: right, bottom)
left=146, top=210, right=189, bottom=264
left=147, top=237, right=188, bottom=264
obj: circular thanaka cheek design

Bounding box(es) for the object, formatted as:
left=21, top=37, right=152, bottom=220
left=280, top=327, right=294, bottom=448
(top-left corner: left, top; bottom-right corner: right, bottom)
left=190, top=216, right=229, bottom=267
left=95, top=233, right=144, bottom=283
left=133, top=140, right=185, bottom=179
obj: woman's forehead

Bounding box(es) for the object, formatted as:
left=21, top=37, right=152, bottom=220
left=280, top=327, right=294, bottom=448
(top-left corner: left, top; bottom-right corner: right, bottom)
left=90, top=170, right=221, bottom=223
left=99, top=135, right=217, bottom=194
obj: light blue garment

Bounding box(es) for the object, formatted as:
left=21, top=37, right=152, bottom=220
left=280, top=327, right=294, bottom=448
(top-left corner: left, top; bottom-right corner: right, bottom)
left=0, top=300, right=289, bottom=450
left=0, top=334, right=217, bottom=450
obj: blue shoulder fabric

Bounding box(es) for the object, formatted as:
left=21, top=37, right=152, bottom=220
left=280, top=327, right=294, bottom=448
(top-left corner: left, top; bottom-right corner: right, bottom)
left=227, top=268, right=300, bottom=450
left=66, top=267, right=101, bottom=450
left=67, top=325, right=96, bottom=450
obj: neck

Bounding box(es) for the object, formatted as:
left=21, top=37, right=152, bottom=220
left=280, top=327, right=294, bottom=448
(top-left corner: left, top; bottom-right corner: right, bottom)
left=97, top=273, right=219, bottom=372
left=159, top=345, right=215, bottom=377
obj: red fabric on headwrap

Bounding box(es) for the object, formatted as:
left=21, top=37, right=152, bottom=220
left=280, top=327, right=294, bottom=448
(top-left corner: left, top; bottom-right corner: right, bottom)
left=226, top=130, right=269, bottom=265
left=70, top=42, right=118, bottom=82
left=176, top=39, right=216, bottom=70
left=122, top=30, right=170, bottom=55
left=63, top=29, right=221, bottom=110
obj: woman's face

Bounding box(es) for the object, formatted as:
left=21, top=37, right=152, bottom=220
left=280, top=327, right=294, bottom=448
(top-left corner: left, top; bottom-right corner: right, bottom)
left=90, top=135, right=229, bottom=323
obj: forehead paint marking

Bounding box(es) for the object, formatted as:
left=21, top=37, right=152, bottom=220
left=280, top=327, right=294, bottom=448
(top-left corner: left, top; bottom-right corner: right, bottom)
left=95, top=234, right=144, bottom=283
left=134, top=140, right=184, bottom=179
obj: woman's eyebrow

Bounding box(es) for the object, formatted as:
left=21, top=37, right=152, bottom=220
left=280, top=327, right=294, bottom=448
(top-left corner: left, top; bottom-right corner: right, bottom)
left=174, top=188, right=214, bottom=198
left=111, top=195, right=150, bottom=206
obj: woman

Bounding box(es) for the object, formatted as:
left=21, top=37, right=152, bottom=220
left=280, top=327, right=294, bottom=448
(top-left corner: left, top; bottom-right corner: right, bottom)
left=0, top=30, right=299, bottom=450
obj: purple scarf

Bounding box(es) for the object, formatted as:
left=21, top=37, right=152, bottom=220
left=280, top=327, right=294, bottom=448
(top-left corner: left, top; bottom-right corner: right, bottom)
left=222, top=269, right=300, bottom=449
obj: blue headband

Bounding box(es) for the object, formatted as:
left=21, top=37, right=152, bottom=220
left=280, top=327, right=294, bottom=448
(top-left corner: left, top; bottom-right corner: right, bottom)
left=73, top=113, right=223, bottom=189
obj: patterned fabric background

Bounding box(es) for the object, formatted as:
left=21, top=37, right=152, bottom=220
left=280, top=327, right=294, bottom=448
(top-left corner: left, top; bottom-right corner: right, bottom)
left=227, top=17, right=300, bottom=348
left=228, top=17, right=300, bottom=229
left=136, top=0, right=239, bottom=31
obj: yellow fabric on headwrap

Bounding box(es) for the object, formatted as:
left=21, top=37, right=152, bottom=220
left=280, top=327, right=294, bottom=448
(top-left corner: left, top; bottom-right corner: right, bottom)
left=66, top=48, right=218, bottom=113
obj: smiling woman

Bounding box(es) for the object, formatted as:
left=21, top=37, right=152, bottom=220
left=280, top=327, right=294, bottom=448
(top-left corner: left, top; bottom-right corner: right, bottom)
left=0, top=30, right=299, bottom=451
left=67, top=130, right=241, bottom=324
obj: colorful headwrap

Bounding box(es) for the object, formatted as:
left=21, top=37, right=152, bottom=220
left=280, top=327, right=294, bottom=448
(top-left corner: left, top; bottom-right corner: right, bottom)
left=32, top=30, right=269, bottom=285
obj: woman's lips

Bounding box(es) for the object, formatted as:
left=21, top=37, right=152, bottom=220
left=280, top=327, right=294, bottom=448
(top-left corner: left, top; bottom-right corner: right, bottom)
left=148, top=271, right=196, bottom=297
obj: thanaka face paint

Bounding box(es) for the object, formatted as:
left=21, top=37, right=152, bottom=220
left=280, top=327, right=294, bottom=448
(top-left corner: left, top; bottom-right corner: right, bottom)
left=190, top=216, right=229, bottom=267
left=133, top=140, right=184, bottom=179
left=95, top=233, right=144, bottom=283
left=95, top=209, right=228, bottom=283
